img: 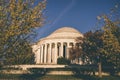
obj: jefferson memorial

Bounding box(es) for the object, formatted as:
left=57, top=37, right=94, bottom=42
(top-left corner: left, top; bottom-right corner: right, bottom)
left=32, top=27, right=83, bottom=64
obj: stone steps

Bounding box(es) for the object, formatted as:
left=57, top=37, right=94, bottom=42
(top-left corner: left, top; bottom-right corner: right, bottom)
left=46, top=71, right=73, bottom=75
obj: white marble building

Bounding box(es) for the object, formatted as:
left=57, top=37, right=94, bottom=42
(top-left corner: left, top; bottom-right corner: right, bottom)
left=32, top=27, right=83, bottom=64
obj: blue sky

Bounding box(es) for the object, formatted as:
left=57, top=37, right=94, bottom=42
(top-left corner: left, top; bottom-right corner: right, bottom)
left=35, top=0, right=119, bottom=41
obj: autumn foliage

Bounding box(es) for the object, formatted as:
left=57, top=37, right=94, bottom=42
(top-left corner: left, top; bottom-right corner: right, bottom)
left=0, top=0, right=46, bottom=65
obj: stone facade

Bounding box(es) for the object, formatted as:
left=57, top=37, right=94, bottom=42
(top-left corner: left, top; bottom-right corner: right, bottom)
left=32, top=27, right=83, bottom=64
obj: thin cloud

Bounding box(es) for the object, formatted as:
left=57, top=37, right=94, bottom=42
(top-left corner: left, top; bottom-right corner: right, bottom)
left=51, top=0, right=75, bottom=26
left=37, top=0, right=76, bottom=40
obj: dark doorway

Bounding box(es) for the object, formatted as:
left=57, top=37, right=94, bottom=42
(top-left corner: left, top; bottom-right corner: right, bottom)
left=63, top=45, right=66, bottom=58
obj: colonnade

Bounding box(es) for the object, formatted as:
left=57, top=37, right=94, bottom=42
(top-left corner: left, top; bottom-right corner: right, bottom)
left=36, top=42, right=75, bottom=64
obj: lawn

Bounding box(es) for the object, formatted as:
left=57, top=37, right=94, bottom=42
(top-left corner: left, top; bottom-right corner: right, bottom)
left=0, top=74, right=120, bottom=80
left=0, top=74, right=81, bottom=80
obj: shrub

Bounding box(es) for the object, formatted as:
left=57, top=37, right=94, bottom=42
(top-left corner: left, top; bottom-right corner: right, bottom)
left=28, top=68, right=47, bottom=74
left=57, top=57, right=70, bottom=65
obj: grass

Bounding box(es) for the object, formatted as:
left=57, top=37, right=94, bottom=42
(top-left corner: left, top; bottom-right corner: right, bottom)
left=98, top=76, right=120, bottom=80
left=0, top=74, right=81, bottom=80
left=40, top=75, right=82, bottom=80
left=0, top=74, right=120, bottom=80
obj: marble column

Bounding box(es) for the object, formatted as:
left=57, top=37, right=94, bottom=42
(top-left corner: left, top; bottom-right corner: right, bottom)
left=39, top=46, right=41, bottom=63
left=66, top=42, right=70, bottom=59
left=54, top=43, right=57, bottom=64
left=51, top=44, right=54, bottom=63
left=41, top=45, right=43, bottom=63
left=60, top=42, right=63, bottom=57
left=48, top=43, right=52, bottom=64
left=36, top=46, right=40, bottom=64
left=44, top=44, right=47, bottom=63
left=46, top=44, right=48, bottom=63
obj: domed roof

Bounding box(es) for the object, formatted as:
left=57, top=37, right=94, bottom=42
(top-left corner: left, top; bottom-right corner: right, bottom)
left=46, top=27, right=83, bottom=39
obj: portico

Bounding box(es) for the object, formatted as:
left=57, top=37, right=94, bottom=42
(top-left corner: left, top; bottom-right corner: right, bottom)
left=39, top=42, right=74, bottom=64
left=32, top=27, right=83, bottom=64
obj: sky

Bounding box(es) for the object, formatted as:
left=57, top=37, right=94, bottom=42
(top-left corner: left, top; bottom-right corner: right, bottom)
left=35, top=0, right=119, bottom=41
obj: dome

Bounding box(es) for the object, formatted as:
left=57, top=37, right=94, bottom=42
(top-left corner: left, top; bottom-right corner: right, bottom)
left=46, top=27, right=83, bottom=39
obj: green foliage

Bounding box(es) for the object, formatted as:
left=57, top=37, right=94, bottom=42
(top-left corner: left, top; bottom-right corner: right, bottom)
left=4, top=39, right=35, bottom=65
left=69, top=46, right=82, bottom=60
left=28, top=68, right=47, bottom=74
left=72, top=65, right=97, bottom=75
left=101, top=15, right=120, bottom=68
left=57, top=57, right=70, bottom=65
left=69, top=37, right=83, bottom=63
left=0, top=0, right=46, bottom=65
left=82, top=30, right=104, bottom=64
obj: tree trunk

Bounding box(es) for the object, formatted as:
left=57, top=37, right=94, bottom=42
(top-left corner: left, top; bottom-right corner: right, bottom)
left=98, top=62, right=102, bottom=77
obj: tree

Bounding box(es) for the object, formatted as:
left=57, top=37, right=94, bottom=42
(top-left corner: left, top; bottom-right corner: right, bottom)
left=82, top=30, right=104, bottom=77
left=96, top=3, right=120, bottom=68
left=5, top=39, right=35, bottom=65
left=69, top=37, right=83, bottom=64
left=69, top=31, right=104, bottom=77
left=81, top=15, right=120, bottom=77
left=69, top=3, right=120, bottom=77
left=101, top=15, right=120, bottom=72
left=57, top=57, right=70, bottom=65
left=0, top=0, right=46, bottom=65
left=93, top=4, right=120, bottom=75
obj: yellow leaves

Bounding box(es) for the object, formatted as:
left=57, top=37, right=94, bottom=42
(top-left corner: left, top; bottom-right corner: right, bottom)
left=17, top=0, right=24, bottom=14
left=9, top=0, right=16, bottom=11
left=0, top=6, right=3, bottom=11
left=0, top=0, right=46, bottom=55
left=101, top=16, right=120, bottom=56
